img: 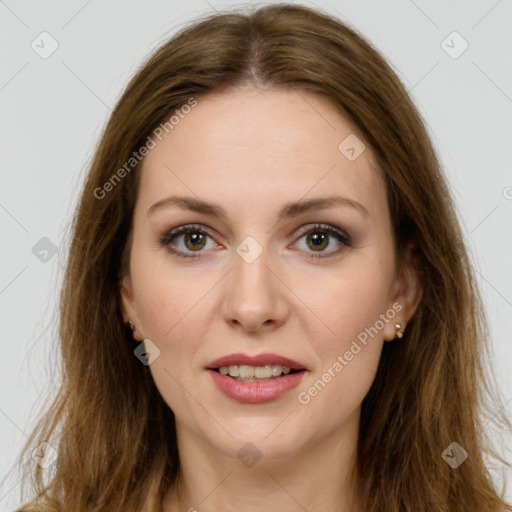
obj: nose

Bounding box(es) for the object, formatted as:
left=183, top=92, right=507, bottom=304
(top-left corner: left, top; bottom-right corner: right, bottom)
left=221, top=243, right=290, bottom=333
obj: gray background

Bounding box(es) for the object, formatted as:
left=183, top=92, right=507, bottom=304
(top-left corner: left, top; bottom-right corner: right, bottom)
left=1, top=0, right=511, bottom=508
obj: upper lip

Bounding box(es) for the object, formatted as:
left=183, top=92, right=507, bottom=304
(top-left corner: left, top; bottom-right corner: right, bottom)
left=207, top=353, right=307, bottom=371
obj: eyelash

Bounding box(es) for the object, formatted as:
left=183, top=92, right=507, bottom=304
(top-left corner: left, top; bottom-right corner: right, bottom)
left=159, top=223, right=352, bottom=260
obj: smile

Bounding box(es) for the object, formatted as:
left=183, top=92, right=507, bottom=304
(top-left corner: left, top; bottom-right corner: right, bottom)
left=215, top=364, right=295, bottom=381
left=206, top=352, right=308, bottom=403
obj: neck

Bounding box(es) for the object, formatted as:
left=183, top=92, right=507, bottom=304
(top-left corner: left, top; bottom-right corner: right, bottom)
left=163, top=409, right=362, bottom=512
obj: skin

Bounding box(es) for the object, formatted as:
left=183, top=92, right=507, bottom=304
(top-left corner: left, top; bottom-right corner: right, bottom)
left=120, top=86, right=423, bottom=512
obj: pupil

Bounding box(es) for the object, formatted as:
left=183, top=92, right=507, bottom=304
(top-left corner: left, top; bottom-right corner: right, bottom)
left=186, top=233, right=205, bottom=250
left=309, top=232, right=327, bottom=250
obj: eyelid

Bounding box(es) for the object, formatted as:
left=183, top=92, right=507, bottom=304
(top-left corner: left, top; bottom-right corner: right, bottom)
left=159, top=223, right=214, bottom=246
left=293, top=222, right=350, bottom=241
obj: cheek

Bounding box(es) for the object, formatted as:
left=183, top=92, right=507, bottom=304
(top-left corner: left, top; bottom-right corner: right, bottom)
left=131, top=245, right=215, bottom=339
left=292, top=254, right=393, bottom=424
left=295, top=273, right=387, bottom=429
left=295, top=255, right=393, bottom=353
left=132, top=262, right=214, bottom=412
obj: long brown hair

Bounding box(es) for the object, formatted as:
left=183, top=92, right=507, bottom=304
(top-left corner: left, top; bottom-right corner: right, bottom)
left=12, top=3, right=511, bottom=511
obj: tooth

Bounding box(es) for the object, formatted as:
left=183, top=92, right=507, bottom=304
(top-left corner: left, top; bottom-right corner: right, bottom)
left=228, top=365, right=240, bottom=377
left=239, top=365, right=255, bottom=380
left=271, top=364, right=283, bottom=376
left=255, top=365, right=272, bottom=378
left=219, top=363, right=295, bottom=380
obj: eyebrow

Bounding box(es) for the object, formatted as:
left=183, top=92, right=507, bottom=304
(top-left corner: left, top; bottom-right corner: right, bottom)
left=147, top=194, right=369, bottom=220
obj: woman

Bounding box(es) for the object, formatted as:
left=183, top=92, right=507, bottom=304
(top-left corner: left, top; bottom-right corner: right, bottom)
left=14, top=3, right=511, bottom=511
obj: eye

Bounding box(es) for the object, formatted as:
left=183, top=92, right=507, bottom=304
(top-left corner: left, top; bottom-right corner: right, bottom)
left=293, top=223, right=352, bottom=259
left=159, top=224, right=217, bottom=260
left=159, top=223, right=352, bottom=260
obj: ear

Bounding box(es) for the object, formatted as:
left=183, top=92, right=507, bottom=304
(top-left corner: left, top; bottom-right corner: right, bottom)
left=119, top=274, right=144, bottom=341
left=383, top=241, right=424, bottom=341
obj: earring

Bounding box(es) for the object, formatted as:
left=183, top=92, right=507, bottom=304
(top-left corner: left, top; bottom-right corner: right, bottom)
left=128, top=321, right=134, bottom=331
left=395, top=323, right=405, bottom=339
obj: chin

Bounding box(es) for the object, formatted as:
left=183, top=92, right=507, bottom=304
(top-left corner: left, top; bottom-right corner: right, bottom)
left=199, top=419, right=309, bottom=463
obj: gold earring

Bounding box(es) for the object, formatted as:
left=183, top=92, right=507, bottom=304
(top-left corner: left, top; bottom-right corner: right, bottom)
left=395, top=323, right=405, bottom=339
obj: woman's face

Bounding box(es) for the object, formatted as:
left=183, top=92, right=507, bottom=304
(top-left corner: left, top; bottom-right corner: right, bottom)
left=120, top=86, right=421, bottom=462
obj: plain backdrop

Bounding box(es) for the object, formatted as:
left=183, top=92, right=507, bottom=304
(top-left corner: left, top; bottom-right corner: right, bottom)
left=1, top=0, right=511, bottom=508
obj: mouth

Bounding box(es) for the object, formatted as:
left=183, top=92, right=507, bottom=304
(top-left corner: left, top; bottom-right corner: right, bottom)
left=206, top=352, right=307, bottom=382
left=211, top=364, right=303, bottom=382
left=206, top=353, right=307, bottom=404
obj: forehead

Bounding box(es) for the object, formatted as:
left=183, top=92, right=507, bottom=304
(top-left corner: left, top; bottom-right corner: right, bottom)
left=137, top=87, right=387, bottom=221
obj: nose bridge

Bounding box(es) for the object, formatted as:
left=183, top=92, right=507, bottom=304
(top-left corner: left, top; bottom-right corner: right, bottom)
left=222, top=234, right=288, bottom=330
left=234, top=236, right=271, bottom=293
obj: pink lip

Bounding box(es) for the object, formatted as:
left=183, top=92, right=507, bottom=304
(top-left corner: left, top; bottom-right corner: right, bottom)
left=206, top=353, right=308, bottom=404
left=207, top=352, right=306, bottom=371
left=207, top=369, right=306, bottom=404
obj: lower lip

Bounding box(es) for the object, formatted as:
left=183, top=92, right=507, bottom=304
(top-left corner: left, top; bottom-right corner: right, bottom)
left=207, top=369, right=306, bottom=404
